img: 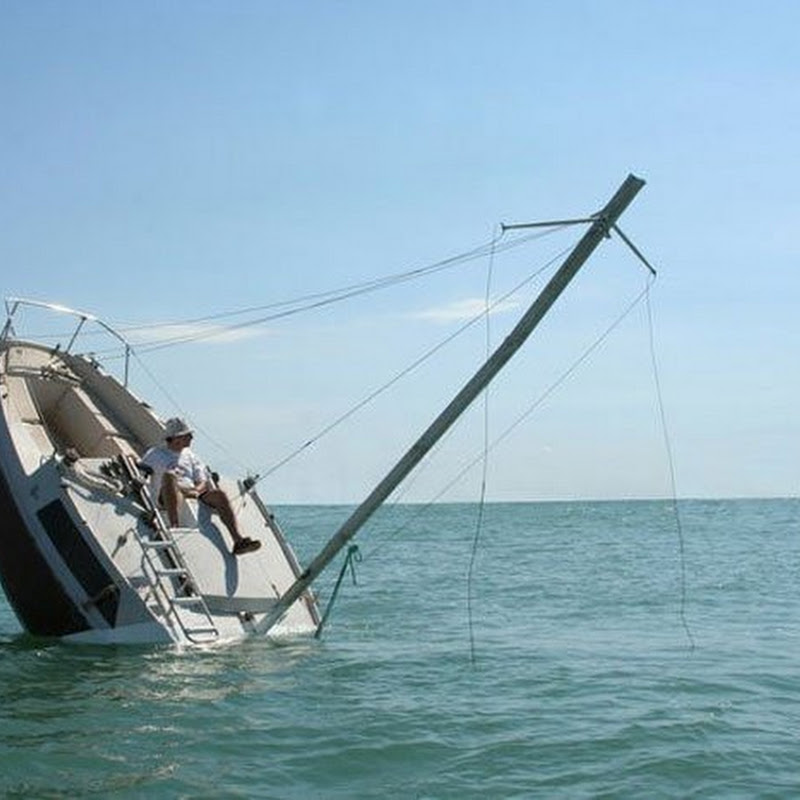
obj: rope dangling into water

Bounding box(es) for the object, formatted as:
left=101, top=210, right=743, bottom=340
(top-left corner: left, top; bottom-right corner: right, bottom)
left=467, top=229, right=500, bottom=666
left=314, top=544, right=361, bottom=639
left=645, top=285, right=695, bottom=652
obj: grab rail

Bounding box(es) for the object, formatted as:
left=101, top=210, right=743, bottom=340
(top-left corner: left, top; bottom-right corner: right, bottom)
left=2, top=297, right=134, bottom=387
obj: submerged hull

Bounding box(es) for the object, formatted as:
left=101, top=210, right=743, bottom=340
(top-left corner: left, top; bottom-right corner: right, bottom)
left=0, top=337, right=320, bottom=645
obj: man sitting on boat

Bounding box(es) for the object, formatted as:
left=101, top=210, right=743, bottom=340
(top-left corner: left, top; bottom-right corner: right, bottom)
left=141, top=417, right=262, bottom=556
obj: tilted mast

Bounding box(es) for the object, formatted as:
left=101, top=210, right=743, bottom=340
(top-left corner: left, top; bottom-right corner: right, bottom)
left=255, top=173, right=646, bottom=635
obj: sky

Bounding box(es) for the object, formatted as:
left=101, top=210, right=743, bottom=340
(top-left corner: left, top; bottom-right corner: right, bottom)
left=1, top=1, right=798, bottom=504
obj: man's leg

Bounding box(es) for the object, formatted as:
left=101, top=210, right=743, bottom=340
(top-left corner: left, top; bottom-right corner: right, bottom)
left=160, top=472, right=181, bottom=527
left=199, top=489, right=261, bottom=554
left=198, top=488, right=242, bottom=543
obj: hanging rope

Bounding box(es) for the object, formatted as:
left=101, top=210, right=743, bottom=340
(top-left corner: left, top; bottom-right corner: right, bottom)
left=467, top=228, right=497, bottom=666
left=314, top=544, right=361, bottom=639
left=645, top=285, right=695, bottom=651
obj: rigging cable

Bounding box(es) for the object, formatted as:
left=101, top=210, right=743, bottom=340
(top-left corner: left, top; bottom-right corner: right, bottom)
left=106, top=226, right=570, bottom=355
left=361, top=266, right=657, bottom=564
left=247, top=239, right=578, bottom=489
left=645, top=285, right=695, bottom=651
left=314, top=544, right=362, bottom=639
left=467, top=228, right=499, bottom=666
left=54, top=228, right=578, bottom=493
left=319, top=228, right=693, bottom=655
left=52, top=229, right=569, bottom=480
left=421, top=277, right=658, bottom=504
left=128, top=348, right=254, bottom=477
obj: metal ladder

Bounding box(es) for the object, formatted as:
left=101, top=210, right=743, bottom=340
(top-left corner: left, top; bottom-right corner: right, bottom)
left=118, top=455, right=220, bottom=645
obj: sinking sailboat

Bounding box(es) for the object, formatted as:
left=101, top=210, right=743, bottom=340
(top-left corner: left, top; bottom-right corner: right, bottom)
left=0, top=174, right=646, bottom=645
left=0, top=305, right=321, bottom=644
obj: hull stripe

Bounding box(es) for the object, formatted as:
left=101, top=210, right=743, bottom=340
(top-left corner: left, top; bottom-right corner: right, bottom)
left=37, top=500, right=119, bottom=627
left=0, top=468, right=90, bottom=636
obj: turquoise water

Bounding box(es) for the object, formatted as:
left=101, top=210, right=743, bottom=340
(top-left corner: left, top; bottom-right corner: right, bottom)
left=1, top=499, right=799, bottom=798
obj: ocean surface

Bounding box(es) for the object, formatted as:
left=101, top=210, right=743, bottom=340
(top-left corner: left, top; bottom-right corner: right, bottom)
left=1, top=498, right=799, bottom=799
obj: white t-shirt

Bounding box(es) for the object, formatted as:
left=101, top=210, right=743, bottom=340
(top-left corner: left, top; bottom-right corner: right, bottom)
left=141, top=445, right=207, bottom=497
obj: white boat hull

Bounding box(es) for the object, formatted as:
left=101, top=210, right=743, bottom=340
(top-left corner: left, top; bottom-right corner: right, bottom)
left=0, top=338, right=320, bottom=645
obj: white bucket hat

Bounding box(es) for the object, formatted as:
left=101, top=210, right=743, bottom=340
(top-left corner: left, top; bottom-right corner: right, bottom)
left=164, top=417, right=193, bottom=440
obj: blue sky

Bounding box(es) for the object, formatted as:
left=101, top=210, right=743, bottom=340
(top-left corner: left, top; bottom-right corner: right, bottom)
left=2, top=1, right=798, bottom=503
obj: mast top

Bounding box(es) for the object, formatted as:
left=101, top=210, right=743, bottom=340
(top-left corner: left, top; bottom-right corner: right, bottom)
left=501, top=173, right=646, bottom=233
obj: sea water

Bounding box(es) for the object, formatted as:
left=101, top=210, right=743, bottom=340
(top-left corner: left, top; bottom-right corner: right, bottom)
left=0, top=499, right=799, bottom=798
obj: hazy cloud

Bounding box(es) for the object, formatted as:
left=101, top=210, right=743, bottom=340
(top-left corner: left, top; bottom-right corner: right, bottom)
left=411, top=298, right=520, bottom=324
left=125, top=322, right=269, bottom=347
